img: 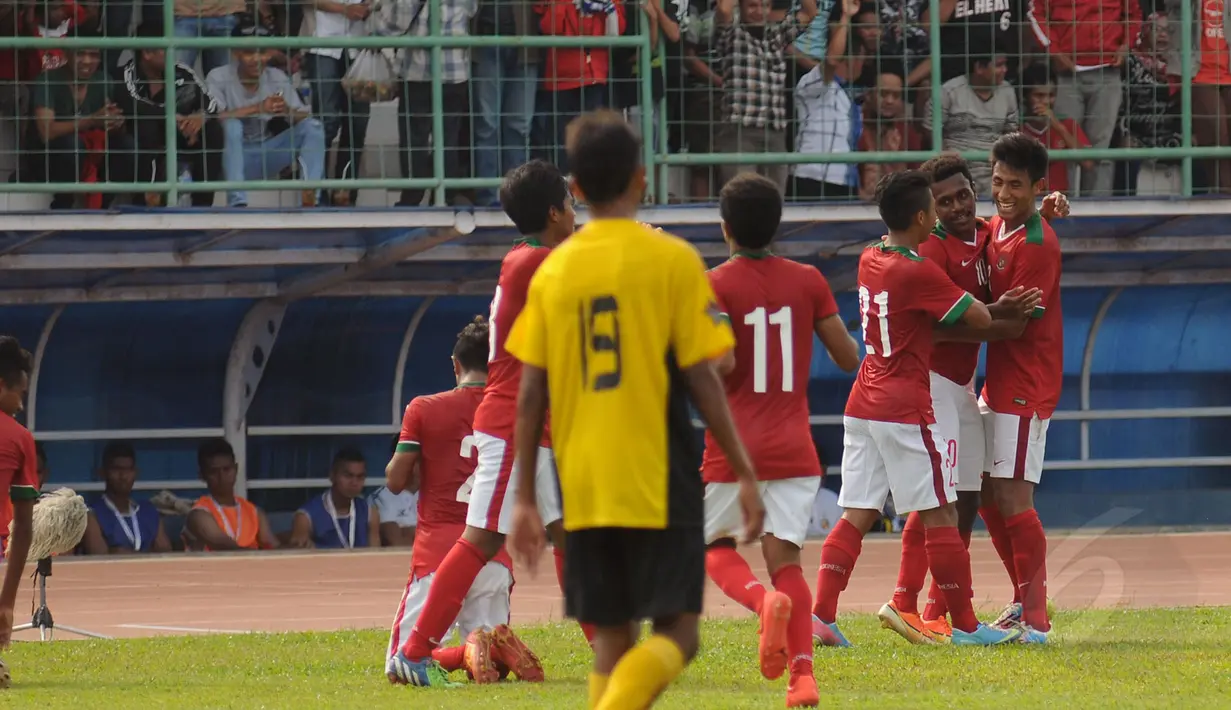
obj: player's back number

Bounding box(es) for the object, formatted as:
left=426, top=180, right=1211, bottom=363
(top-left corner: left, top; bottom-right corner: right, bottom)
left=579, top=295, right=622, bottom=392
left=857, top=286, right=893, bottom=357
left=455, top=434, right=478, bottom=503
left=743, top=306, right=794, bottom=393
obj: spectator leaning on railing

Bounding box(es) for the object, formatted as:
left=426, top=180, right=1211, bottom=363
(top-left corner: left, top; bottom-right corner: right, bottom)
left=114, top=22, right=223, bottom=207
left=373, top=0, right=477, bottom=206
left=1027, top=0, right=1140, bottom=197
left=676, top=0, right=725, bottom=201
left=714, top=0, right=819, bottom=193
left=923, top=44, right=1018, bottom=196
left=304, top=0, right=373, bottom=207
left=27, top=25, right=137, bottom=210
left=471, top=0, right=540, bottom=207
left=174, top=0, right=247, bottom=78
left=206, top=18, right=326, bottom=208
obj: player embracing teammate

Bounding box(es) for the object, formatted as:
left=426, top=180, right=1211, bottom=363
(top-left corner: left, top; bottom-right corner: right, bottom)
left=881, top=150, right=1067, bottom=644
left=810, top=170, right=1043, bottom=648
left=971, top=134, right=1064, bottom=643
left=700, top=174, right=860, bottom=708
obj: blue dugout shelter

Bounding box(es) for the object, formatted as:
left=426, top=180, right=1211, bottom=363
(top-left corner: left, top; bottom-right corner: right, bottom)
left=1, top=199, right=1229, bottom=525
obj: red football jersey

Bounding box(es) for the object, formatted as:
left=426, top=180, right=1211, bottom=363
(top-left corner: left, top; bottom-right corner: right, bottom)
left=845, top=243, right=978, bottom=424
left=398, top=384, right=511, bottom=580
left=982, top=212, right=1064, bottom=419
left=473, top=239, right=552, bottom=443
left=918, top=219, right=991, bottom=386
left=0, top=414, right=40, bottom=548
left=701, top=255, right=838, bottom=483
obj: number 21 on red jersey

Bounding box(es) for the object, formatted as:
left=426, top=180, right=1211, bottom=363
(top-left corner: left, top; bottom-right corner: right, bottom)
left=857, top=286, right=892, bottom=356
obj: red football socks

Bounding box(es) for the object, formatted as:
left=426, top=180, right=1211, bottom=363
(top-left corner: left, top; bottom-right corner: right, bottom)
left=770, top=564, right=814, bottom=678
left=813, top=518, right=863, bottom=624
left=400, top=537, right=487, bottom=659
left=1005, top=509, right=1050, bottom=631
left=553, top=546, right=596, bottom=645
left=922, top=525, right=972, bottom=621
left=891, top=512, right=927, bottom=614
left=923, top=525, right=979, bottom=633
left=431, top=645, right=466, bottom=672
left=980, top=505, right=1020, bottom=603
left=705, top=546, right=767, bottom=614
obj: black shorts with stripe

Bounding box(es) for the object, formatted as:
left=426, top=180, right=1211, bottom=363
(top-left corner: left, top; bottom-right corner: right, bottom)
left=563, top=526, right=705, bottom=627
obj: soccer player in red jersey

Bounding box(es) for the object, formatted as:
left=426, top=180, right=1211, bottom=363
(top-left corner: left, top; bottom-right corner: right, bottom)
left=811, top=171, right=1036, bottom=648
left=944, top=133, right=1062, bottom=644
left=884, top=155, right=1068, bottom=643
left=700, top=174, right=859, bottom=708
left=388, top=160, right=579, bottom=687
left=0, top=337, right=39, bottom=648
left=383, top=317, right=543, bottom=686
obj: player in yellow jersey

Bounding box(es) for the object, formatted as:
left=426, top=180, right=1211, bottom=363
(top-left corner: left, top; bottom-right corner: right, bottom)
left=504, top=111, right=766, bottom=710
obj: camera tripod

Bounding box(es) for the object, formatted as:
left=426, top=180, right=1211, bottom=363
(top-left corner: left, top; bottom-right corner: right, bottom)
left=11, top=557, right=111, bottom=641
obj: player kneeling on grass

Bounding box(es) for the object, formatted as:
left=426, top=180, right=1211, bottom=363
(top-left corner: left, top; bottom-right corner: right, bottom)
left=384, top=317, right=542, bottom=687
left=700, top=173, right=860, bottom=708
left=811, top=171, right=1040, bottom=648
left=506, top=110, right=765, bottom=710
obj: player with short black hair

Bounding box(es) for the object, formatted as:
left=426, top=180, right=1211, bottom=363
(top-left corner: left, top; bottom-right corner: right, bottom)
left=0, top=336, right=38, bottom=646
left=506, top=109, right=764, bottom=709
left=388, top=162, right=581, bottom=687
left=384, top=316, right=543, bottom=687
left=957, top=132, right=1062, bottom=644
left=704, top=173, right=859, bottom=708
left=811, top=170, right=1036, bottom=648
left=991, top=132, right=1050, bottom=188
left=499, top=160, right=572, bottom=235
left=564, top=110, right=643, bottom=205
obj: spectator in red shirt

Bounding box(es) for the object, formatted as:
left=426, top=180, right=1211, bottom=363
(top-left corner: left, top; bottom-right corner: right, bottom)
left=534, top=0, right=626, bottom=169
left=856, top=62, right=923, bottom=202
left=1165, top=0, right=1231, bottom=193
left=1020, top=62, right=1093, bottom=193
left=1027, top=0, right=1141, bottom=196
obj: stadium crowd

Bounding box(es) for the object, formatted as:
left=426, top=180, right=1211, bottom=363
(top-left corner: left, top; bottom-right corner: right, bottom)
left=0, top=0, right=1205, bottom=208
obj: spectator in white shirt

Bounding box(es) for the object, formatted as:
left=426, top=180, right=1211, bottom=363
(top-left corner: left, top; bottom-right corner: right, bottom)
left=304, top=0, right=373, bottom=207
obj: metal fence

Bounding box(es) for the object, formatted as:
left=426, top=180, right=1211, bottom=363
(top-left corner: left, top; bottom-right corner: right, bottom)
left=0, top=0, right=1216, bottom=208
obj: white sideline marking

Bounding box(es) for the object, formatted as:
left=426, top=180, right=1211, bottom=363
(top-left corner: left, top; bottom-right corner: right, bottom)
left=117, top=623, right=251, bottom=634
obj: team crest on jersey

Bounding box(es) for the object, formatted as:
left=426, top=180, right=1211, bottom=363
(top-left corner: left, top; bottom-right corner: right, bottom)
left=706, top=301, right=725, bottom=325
left=996, top=257, right=1007, bottom=271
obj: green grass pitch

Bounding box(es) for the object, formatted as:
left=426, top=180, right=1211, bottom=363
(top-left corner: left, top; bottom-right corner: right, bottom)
left=2, top=608, right=1229, bottom=709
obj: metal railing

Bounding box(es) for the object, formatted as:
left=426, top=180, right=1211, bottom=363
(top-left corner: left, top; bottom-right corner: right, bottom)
left=0, top=0, right=1211, bottom=206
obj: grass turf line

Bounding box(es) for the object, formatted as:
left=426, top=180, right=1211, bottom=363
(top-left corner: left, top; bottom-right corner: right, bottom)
left=1, top=608, right=1229, bottom=709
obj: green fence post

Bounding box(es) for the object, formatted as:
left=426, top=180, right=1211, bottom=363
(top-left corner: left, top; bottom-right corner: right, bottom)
left=164, top=2, right=180, bottom=205
left=928, top=0, right=942, bottom=159
left=1180, top=0, right=1193, bottom=198
left=637, top=7, right=656, bottom=203
left=430, top=0, right=446, bottom=206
